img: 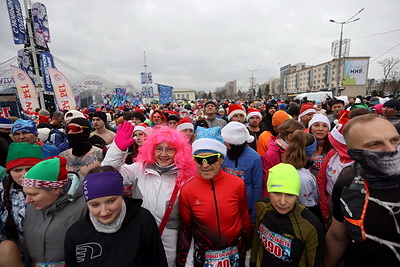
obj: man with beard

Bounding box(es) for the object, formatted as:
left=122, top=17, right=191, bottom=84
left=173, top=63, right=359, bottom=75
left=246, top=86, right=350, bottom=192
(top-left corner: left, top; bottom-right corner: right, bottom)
left=260, top=103, right=276, bottom=133
left=246, top=108, right=265, bottom=151
left=325, top=114, right=400, bottom=266
left=59, top=118, right=103, bottom=178
left=221, top=122, right=262, bottom=225
left=0, top=118, right=13, bottom=167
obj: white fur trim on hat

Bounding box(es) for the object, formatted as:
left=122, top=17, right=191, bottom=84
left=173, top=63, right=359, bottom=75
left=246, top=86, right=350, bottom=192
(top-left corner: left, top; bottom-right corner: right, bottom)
left=0, top=123, right=12, bottom=129
left=298, top=108, right=316, bottom=120
left=228, top=109, right=246, bottom=121
left=221, top=121, right=255, bottom=145
left=247, top=111, right=262, bottom=120
left=134, top=125, right=146, bottom=133
left=177, top=122, right=194, bottom=132
left=308, top=114, right=331, bottom=131
left=330, top=124, right=346, bottom=145
left=192, top=138, right=227, bottom=158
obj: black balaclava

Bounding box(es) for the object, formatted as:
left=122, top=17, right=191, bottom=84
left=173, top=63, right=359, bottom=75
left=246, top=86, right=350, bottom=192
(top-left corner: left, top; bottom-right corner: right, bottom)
left=68, top=118, right=92, bottom=157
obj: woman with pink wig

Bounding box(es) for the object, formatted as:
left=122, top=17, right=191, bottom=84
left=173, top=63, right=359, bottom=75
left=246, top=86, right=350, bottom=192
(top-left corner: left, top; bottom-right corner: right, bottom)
left=102, top=122, right=197, bottom=266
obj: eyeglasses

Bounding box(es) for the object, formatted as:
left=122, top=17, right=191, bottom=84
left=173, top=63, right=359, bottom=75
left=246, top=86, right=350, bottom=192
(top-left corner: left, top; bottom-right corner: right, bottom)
left=66, top=125, right=89, bottom=133
left=155, top=146, right=176, bottom=155
left=193, top=154, right=221, bottom=165
left=153, top=116, right=162, bottom=119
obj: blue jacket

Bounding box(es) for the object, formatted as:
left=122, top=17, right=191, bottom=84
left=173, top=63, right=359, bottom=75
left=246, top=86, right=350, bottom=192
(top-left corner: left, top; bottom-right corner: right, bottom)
left=222, top=145, right=262, bottom=223
left=41, top=143, right=60, bottom=159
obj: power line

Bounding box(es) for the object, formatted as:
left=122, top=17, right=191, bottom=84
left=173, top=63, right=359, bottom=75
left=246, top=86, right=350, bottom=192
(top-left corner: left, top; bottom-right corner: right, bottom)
left=0, top=56, right=17, bottom=67
left=353, top=29, right=400, bottom=40
left=369, top=41, right=400, bottom=65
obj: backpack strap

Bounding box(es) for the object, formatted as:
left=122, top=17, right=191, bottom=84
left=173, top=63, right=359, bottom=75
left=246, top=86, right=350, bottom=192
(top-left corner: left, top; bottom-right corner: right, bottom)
left=343, top=177, right=369, bottom=241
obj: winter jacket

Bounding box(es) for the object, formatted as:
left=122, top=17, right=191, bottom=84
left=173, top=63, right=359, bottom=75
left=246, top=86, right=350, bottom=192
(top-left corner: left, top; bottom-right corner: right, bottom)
left=102, top=142, right=180, bottom=267
left=0, top=179, right=25, bottom=244
left=177, top=169, right=251, bottom=266
left=261, top=138, right=285, bottom=197
left=222, top=145, right=262, bottom=223
left=23, top=174, right=86, bottom=266
left=250, top=200, right=325, bottom=267
left=65, top=197, right=168, bottom=267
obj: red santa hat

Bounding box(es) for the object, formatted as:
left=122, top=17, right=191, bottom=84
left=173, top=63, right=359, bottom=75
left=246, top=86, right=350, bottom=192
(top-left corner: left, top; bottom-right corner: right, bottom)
left=247, top=108, right=262, bottom=120
left=177, top=118, right=194, bottom=132
left=227, top=103, right=246, bottom=121
left=133, top=123, right=149, bottom=134
left=330, top=110, right=350, bottom=145
left=298, top=103, right=316, bottom=121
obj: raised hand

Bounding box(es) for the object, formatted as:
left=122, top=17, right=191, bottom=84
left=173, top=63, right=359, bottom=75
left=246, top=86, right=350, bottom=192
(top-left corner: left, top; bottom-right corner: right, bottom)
left=114, top=121, right=136, bottom=151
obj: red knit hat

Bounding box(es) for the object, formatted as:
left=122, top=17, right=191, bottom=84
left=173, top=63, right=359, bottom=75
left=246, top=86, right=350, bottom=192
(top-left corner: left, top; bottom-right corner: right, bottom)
left=247, top=108, right=262, bottom=120
left=177, top=118, right=194, bottom=132
left=228, top=103, right=246, bottom=121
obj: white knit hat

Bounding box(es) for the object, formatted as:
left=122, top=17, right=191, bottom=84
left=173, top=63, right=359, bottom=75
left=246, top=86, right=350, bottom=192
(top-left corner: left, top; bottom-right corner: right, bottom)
left=308, top=114, right=331, bottom=131
left=221, top=121, right=254, bottom=145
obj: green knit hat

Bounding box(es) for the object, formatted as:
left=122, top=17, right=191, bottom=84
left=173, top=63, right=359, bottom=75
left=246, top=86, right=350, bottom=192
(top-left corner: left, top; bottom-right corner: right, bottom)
left=22, top=156, right=68, bottom=188
left=267, top=163, right=300, bottom=196
left=6, top=143, right=43, bottom=173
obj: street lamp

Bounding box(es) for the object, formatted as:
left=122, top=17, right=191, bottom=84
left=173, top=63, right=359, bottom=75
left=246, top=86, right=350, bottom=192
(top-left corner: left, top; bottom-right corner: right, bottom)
left=330, top=8, right=364, bottom=97
left=247, top=66, right=260, bottom=100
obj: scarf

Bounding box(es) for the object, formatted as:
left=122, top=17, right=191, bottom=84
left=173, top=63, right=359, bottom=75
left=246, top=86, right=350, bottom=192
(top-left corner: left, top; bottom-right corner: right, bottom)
left=89, top=200, right=126, bottom=233
left=348, top=146, right=400, bottom=189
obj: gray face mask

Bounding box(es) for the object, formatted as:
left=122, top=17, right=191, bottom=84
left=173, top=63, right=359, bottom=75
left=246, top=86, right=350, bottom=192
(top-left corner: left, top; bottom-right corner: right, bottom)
left=348, top=146, right=400, bottom=189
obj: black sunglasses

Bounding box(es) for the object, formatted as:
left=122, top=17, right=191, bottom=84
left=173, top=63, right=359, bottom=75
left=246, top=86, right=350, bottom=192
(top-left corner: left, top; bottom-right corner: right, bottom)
left=193, top=154, right=221, bottom=165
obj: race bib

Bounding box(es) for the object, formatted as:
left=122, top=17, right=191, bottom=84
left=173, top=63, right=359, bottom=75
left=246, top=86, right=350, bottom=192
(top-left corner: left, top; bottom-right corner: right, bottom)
left=204, top=246, right=239, bottom=267
left=258, top=224, right=292, bottom=262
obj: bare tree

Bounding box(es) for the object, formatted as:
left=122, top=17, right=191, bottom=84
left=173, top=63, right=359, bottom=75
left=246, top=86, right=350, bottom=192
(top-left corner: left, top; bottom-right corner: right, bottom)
left=378, top=57, right=400, bottom=94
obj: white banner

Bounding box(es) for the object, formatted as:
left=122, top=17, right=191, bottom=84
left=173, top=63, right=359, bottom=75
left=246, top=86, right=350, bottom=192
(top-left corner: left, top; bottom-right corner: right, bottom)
left=48, top=68, right=77, bottom=111
left=10, top=65, right=40, bottom=113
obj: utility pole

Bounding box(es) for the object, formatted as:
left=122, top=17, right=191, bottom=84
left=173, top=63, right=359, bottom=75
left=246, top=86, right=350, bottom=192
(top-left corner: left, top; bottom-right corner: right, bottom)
left=330, top=8, right=364, bottom=97
left=23, top=0, right=46, bottom=109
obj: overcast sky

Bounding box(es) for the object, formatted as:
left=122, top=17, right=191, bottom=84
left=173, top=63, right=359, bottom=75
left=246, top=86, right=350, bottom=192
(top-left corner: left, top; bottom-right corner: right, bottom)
left=1, top=0, right=399, bottom=93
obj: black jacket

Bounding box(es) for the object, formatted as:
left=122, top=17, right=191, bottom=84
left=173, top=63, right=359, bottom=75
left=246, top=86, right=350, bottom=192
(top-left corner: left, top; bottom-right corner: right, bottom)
left=65, top=197, right=167, bottom=267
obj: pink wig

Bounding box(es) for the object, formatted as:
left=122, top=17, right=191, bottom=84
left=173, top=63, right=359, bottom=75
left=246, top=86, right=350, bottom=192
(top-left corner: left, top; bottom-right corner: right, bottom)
left=136, top=126, right=197, bottom=185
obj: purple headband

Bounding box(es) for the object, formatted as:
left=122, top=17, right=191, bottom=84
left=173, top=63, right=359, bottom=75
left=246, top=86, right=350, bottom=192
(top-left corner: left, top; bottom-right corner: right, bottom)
left=83, top=171, right=124, bottom=202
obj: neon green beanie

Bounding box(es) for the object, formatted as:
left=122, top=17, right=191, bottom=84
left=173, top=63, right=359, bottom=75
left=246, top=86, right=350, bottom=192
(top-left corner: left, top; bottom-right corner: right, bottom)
left=267, top=163, right=300, bottom=196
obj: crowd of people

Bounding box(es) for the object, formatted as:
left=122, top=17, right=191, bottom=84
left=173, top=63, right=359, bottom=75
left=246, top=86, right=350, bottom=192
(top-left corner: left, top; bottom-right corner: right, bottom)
left=0, top=94, right=399, bottom=266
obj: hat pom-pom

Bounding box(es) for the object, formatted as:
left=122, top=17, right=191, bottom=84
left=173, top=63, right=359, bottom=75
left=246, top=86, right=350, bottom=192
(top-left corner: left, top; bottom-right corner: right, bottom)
left=333, top=119, right=339, bottom=125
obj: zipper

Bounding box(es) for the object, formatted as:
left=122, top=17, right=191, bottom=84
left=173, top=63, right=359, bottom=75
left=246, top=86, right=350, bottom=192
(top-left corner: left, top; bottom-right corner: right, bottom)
left=211, top=180, right=221, bottom=242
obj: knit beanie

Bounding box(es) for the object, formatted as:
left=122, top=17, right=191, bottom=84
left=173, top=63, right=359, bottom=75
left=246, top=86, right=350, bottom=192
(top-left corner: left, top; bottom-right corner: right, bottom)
left=247, top=108, right=262, bottom=120
left=0, top=118, right=13, bottom=129
left=92, top=111, right=107, bottom=124
left=272, top=110, right=290, bottom=127
left=132, top=111, right=146, bottom=123
left=177, top=118, right=194, bottom=132
left=22, top=156, right=68, bottom=188
left=382, top=99, right=400, bottom=111
left=308, top=114, right=331, bottom=131
left=267, top=163, right=300, bottom=196
left=221, top=121, right=254, bottom=145
left=298, top=103, right=316, bottom=121
left=192, top=126, right=227, bottom=157
left=6, top=143, right=43, bottom=173
left=227, top=103, right=246, bottom=121
left=12, top=119, right=38, bottom=136
left=330, top=110, right=350, bottom=145
left=83, top=171, right=124, bottom=202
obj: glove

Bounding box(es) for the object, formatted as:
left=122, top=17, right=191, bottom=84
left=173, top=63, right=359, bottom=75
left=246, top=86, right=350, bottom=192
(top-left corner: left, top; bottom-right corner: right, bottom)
left=114, top=121, right=136, bottom=151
